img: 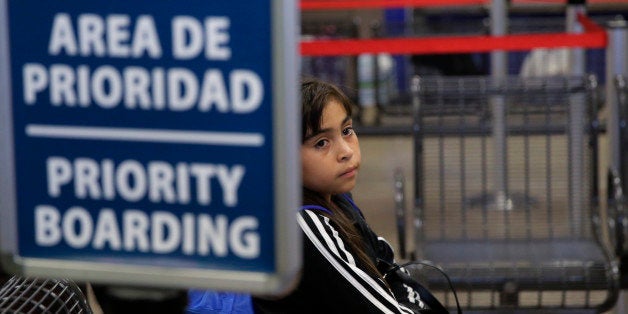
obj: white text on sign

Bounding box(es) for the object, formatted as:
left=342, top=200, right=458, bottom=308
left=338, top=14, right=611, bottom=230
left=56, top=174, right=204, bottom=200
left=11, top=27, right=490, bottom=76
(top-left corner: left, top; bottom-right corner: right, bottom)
left=21, top=12, right=268, bottom=260
left=23, top=13, right=263, bottom=113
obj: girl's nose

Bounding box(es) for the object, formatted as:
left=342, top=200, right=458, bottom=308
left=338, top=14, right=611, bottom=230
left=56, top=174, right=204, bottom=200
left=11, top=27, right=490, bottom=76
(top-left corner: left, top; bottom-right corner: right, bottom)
left=338, top=140, right=353, bottom=161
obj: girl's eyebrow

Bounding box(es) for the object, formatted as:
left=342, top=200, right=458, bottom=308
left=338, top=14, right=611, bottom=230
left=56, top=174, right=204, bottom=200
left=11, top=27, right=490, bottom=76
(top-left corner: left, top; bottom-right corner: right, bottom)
left=303, top=115, right=351, bottom=142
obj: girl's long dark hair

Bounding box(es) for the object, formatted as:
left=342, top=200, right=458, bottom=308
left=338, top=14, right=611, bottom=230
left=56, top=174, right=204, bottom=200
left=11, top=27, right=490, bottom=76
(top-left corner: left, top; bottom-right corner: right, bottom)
left=301, top=78, right=383, bottom=281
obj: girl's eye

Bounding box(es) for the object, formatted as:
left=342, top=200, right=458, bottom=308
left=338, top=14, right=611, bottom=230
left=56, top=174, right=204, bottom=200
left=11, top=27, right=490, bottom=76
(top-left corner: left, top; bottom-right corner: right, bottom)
left=314, top=139, right=329, bottom=149
left=343, top=126, right=355, bottom=136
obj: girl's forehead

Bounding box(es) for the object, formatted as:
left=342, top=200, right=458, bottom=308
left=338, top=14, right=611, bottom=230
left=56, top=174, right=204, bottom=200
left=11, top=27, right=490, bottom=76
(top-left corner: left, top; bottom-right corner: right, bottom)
left=320, top=100, right=348, bottom=123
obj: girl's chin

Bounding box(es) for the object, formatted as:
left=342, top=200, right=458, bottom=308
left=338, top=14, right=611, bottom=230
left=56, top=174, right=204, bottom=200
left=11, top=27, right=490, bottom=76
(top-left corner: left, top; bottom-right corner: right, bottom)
left=335, top=183, right=356, bottom=195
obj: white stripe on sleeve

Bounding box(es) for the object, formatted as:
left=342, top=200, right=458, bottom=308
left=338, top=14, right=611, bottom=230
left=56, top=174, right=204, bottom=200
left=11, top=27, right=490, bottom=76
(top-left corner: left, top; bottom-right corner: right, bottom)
left=299, top=211, right=403, bottom=314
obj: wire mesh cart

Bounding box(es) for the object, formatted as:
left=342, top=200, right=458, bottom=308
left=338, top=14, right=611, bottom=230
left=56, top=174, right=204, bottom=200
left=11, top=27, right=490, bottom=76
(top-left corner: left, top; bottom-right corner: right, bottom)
left=404, top=75, right=619, bottom=312
left=0, top=276, right=91, bottom=313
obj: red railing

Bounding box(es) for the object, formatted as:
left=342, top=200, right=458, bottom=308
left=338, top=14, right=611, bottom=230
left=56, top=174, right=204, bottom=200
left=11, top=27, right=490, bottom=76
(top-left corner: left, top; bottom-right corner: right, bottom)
left=301, top=0, right=628, bottom=10
left=300, top=14, right=607, bottom=56
left=300, top=0, right=483, bottom=10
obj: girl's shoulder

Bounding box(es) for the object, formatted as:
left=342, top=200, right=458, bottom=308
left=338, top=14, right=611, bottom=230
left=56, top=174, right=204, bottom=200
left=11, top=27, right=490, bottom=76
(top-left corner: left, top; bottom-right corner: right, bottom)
left=299, top=204, right=333, bottom=215
left=298, top=193, right=353, bottom=215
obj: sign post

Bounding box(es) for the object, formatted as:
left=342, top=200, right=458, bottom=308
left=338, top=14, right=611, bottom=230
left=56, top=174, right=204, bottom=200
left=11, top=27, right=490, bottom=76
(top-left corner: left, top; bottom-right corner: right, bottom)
left=0, top=0, right=300, bottom=294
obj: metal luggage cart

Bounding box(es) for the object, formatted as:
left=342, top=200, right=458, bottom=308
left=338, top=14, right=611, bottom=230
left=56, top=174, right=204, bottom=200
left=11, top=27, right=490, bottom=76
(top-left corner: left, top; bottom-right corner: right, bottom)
left=403, top=75, right=619, bottom=312
left=612, top=74, right=628, bottom=288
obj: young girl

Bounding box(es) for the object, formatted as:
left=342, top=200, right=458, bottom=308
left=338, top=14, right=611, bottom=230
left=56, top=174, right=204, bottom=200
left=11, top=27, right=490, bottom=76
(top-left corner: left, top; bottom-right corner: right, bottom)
left=252, top=78, right=446, bottom=313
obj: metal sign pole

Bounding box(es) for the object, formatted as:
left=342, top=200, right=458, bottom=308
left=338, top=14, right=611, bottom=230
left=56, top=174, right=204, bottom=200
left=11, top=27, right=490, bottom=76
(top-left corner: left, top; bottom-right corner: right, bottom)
left=567, top=0, right=586, bottom=236
left=490, top=0, right=510, bottom=211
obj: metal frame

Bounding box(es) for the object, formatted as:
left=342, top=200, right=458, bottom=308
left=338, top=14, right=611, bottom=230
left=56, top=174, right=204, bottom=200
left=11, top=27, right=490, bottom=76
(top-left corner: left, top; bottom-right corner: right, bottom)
left=407, top=74, right=619, bottom=312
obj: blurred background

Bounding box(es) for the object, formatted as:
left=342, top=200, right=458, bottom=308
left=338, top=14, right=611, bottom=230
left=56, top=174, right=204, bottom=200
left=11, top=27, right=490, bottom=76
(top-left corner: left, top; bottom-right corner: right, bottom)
left=301, top=0, right=628, bottom=313
left=4, top=0, right=628, bottom=313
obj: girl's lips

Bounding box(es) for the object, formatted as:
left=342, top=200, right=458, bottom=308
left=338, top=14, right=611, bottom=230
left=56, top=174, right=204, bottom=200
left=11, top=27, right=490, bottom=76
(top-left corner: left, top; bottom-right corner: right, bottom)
left=340, top=167, right=357, bottom=178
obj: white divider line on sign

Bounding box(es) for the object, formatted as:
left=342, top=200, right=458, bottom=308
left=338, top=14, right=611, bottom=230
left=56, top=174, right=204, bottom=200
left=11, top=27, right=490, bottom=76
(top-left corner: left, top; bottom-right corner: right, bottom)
left=25, top=124, right=265, bottom=147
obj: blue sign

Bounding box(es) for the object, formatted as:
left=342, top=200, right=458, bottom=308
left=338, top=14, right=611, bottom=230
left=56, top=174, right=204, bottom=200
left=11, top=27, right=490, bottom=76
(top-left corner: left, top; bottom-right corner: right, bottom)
left=0, top=0, right=300, bottom=293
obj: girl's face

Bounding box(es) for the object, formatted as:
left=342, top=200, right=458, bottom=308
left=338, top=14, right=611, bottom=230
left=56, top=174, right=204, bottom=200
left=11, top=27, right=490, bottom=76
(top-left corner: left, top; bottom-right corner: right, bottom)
left=301, top=100, right=361, bottom=201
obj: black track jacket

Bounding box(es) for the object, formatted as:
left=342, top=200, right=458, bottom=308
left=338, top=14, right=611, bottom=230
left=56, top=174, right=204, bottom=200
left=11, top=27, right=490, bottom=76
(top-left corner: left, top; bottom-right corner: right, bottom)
left=253, top=195, right=430, bottom=313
